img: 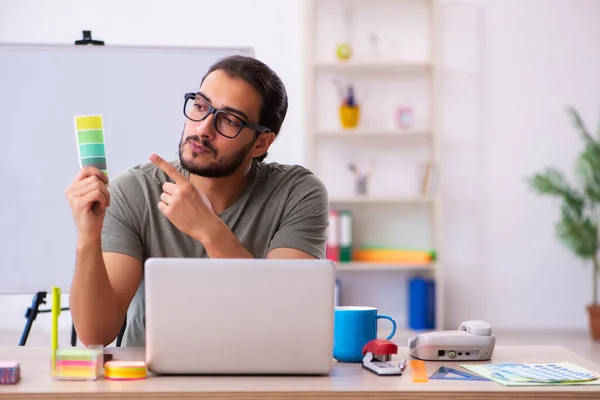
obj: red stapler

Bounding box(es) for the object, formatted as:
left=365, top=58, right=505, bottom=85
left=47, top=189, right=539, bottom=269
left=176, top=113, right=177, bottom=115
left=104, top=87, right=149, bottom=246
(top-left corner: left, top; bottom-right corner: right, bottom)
left=362, top=339, right=403, bottom=376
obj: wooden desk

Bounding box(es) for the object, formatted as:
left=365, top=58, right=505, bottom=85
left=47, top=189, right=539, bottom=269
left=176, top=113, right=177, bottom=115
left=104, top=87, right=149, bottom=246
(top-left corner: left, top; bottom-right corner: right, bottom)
left=1, top=345, right=600, bottom=399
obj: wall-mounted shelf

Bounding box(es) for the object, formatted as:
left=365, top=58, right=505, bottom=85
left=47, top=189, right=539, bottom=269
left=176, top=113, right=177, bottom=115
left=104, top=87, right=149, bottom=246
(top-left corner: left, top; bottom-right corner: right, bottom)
left=315, top=129, right=430, bottom=139
left=329, top=196, right=435, bottom=204
left=315, top=61, right=431, bottom=75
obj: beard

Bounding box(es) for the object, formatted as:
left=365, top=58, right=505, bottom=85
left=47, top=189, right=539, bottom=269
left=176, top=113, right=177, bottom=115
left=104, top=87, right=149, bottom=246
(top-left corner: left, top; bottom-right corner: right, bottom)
left=178, top=134, right=256, bottom=178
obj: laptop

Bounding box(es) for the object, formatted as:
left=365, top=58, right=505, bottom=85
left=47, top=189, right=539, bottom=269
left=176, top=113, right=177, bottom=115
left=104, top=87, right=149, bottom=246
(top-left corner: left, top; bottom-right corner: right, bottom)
left=144, top=257, right=336, bottom=375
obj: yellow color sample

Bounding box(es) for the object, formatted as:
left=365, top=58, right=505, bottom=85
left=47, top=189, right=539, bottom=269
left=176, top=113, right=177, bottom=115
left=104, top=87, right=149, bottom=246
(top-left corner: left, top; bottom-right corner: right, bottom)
left=75, top=115, right=103, bottom=131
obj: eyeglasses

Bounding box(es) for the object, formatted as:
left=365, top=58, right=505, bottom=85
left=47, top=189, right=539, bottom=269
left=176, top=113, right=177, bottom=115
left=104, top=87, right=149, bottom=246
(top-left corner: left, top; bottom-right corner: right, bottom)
left=183, top=93, right=271, bottom=139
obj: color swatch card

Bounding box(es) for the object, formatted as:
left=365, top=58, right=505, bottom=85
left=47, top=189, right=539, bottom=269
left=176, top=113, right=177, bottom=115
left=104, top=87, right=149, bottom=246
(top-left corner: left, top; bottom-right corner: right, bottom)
left=74, top=115, right=107, bottom=177
left=461, top=362, right=600, bottom=387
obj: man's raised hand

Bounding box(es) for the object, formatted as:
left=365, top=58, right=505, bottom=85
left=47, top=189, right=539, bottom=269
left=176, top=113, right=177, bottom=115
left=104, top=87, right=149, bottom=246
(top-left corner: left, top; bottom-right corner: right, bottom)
left=65, top=166, right=110, bottom=245
left=149, top=154, right=214, bottom=240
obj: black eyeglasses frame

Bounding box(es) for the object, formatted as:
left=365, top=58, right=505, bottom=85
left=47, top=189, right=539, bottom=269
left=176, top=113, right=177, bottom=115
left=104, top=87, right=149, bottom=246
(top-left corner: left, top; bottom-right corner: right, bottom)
left=183, top=92, right=271, bottom=139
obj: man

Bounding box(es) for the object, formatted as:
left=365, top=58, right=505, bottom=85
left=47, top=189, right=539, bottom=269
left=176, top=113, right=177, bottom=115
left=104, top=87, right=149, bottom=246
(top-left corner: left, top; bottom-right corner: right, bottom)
left=65, top=55, right=329, bottom=347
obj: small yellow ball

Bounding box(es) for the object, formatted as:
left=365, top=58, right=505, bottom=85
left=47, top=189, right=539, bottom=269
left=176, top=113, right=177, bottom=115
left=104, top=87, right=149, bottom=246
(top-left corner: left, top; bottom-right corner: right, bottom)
left=336, top=43, right=352, bottom=60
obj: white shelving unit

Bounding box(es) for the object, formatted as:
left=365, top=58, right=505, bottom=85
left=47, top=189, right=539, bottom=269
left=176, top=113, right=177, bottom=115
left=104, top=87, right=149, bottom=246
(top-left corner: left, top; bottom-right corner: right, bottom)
left=304, top=0, right=443, bottom=332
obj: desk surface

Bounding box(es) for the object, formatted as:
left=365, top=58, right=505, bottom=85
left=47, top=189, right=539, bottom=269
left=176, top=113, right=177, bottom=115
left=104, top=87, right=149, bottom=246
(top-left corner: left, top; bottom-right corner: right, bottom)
left=1, top=345, right=600, bottom=399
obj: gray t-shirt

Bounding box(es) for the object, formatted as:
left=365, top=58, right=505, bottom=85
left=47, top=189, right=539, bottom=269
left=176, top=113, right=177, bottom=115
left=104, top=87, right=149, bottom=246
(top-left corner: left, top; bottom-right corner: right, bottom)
left=101, top=159, right=329, bottom=346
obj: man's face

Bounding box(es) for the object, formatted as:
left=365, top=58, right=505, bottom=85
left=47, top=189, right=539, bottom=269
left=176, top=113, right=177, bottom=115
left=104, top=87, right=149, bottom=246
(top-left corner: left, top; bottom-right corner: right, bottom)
left=179, top=69, right=263, bottom=178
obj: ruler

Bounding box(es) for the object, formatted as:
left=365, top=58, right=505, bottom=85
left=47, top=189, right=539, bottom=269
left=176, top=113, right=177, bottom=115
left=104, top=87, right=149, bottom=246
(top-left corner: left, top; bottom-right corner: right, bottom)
left=410, top=360, right=428, bottom=382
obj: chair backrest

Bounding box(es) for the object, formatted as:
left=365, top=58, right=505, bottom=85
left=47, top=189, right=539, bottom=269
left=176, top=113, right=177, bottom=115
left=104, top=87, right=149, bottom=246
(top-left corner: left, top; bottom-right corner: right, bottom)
left=70, top=317, right=127, bottom=347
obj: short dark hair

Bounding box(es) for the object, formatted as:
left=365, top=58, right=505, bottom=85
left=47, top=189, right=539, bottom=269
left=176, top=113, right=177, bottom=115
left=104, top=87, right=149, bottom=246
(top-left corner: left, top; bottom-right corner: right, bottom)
left=200, top=55, right=288, bottom=162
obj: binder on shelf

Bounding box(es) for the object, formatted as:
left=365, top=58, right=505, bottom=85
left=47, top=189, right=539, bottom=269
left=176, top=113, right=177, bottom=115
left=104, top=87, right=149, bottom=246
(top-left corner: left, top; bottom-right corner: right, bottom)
left=408, top=276, right=435, bottom=330
left=326, top=210, right=340, bottom=262
left=352, top=248, right=435, bottom=265
left=339, top=210, right=353, bottom=262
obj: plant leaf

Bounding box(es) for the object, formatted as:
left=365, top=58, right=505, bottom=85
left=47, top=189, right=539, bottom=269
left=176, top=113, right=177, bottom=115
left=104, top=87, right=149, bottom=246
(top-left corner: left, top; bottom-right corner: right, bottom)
left=528, top=168, right=585, bottom=216
left=555, top=202, right=598, bottom=259
left=567, top=106, right=594, bottom=144
left=576, top=141, right=600, bottom=202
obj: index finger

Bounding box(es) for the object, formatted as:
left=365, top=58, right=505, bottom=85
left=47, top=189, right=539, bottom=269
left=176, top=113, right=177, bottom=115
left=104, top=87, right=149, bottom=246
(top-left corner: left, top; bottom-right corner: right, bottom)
left=150, top=153, right=187, bottom=185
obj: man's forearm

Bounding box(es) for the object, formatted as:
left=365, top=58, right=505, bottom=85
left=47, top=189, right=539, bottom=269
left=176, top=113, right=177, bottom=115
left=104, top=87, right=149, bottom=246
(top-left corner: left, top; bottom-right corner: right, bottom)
left=69, top=240, right=122, bottom=346
left=195, top=216, right=254, bottom=258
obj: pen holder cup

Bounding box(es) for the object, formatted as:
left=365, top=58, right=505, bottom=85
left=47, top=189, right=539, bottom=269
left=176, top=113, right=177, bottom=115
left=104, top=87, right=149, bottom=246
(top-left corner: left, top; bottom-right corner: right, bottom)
left=339, top=105, right=360, bottom=129
left=52, top=348, right=104, bottom=381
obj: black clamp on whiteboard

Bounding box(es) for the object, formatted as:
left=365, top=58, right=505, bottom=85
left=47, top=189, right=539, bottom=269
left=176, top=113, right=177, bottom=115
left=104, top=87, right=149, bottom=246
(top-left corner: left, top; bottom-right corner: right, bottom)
left=75, top=30, right=104, bottom=46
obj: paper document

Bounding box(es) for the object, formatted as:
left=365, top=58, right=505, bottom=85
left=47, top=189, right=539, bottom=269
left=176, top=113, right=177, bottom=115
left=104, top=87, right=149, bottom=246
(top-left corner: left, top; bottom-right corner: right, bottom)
left=461, top=362, right=600, bottom=387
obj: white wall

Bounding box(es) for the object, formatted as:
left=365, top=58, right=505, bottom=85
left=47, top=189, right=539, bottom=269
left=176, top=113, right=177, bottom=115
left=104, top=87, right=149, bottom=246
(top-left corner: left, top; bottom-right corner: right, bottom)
left=437, top=0, right=600, bottom=332
left=1, top=0, right=599, bottom=340
left=481, top=0, right=600, bottom=329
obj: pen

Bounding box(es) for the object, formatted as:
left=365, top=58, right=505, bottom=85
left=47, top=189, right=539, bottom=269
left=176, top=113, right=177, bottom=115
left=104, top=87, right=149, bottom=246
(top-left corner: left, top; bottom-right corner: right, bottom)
left=398, top=358, right=407, bottom=371
left=51, top=286, right=61, bottom=376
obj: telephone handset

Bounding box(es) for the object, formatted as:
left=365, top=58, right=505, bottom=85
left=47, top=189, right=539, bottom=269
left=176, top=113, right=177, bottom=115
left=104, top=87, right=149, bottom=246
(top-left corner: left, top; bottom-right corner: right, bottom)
left=458, top=320, right=493, bottom=336
left=407, top=320, right=496, bottom=361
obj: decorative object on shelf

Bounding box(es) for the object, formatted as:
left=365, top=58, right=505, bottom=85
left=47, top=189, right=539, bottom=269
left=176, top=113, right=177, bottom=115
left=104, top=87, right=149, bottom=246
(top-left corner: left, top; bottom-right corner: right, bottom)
left=349, top=160, right=376, bottom=195
left=339, top=85, right=360, bottom=129
left=336, top=43, right=352, bottom=61
left=408, top=276, right=436, bottom=330
left=527, top=107, right=600, bottom=340
left=419, top=161, right=437, bottom=195
left=395, top=106, right=414, bottom=129
left=335, top=1, right=354, bottom=62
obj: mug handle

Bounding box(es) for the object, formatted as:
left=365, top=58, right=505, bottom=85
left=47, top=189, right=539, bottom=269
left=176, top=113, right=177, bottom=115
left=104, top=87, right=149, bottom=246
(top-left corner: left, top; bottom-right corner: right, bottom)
left=376, top=314, right=397, bottom=340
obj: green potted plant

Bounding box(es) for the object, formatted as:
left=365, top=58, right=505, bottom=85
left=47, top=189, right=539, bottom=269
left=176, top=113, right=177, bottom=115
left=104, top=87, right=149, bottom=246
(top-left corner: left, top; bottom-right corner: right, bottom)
left=527, top=107, right=600, bottom=340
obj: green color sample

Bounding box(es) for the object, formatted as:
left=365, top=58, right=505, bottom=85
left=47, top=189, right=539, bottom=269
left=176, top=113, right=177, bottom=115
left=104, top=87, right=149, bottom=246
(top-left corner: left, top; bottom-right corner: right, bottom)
left=77, top=129, right=104, bottom=144
left=79, top=143, right=106, bottom=158
left=81, top=157, right=107, bottom=170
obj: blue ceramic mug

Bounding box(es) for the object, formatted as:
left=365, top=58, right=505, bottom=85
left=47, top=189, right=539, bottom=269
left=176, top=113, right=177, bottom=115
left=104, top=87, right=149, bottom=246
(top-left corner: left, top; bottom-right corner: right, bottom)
left=333, top=306, right=397, bottom=363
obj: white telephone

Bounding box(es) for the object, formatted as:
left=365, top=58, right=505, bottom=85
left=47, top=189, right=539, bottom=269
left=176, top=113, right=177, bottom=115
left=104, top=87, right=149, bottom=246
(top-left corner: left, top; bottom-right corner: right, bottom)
left=407, top=320, right=496, bottom=361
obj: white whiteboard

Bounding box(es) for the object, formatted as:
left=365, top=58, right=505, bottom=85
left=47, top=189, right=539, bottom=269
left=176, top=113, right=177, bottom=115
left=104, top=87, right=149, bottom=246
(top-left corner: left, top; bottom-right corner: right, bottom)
left=0, top=43, right=253, bottom=294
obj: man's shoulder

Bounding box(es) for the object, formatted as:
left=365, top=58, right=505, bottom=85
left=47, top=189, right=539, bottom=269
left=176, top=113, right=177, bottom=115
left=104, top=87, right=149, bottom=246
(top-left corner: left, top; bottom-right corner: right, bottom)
left=256, top=161, right=325, bottom=190
left=255, top=161, right=328, bottom=202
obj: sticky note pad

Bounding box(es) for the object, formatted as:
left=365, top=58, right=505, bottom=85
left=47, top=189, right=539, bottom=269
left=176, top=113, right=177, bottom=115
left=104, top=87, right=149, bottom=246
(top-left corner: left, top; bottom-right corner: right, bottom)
left=0, top=361, right=20, bottom=384
left=104, top=361, right=147, bottom=380
left=53, top=348, right=103, bottom=381
left=74, top=115, right=108, bottom=177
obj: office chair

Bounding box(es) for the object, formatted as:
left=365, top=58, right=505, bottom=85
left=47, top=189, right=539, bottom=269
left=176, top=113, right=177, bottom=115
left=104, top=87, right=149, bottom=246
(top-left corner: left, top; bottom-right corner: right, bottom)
left=19, top=292, right=127, bottom=347
left=69, top=318, right=127, bottom=347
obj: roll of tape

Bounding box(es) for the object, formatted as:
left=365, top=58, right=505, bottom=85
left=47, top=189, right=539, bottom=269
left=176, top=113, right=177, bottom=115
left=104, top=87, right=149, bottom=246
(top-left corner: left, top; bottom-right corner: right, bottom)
left=104, top=361, right=147, bottom=380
